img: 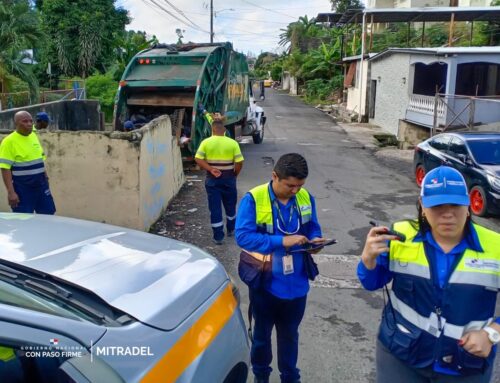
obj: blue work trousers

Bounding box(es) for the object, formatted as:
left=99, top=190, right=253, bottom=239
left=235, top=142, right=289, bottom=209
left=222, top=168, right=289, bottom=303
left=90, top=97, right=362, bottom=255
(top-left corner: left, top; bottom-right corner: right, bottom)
left=205, top=177, right=237, bottom=241
left=13, top=179, right=56, bottom=215
left=249, top=287, right=307, bottom=383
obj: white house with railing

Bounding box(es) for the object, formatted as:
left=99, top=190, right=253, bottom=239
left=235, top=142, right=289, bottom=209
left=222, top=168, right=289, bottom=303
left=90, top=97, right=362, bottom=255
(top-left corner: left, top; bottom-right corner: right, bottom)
left=343, top=47, right=500, bottom=142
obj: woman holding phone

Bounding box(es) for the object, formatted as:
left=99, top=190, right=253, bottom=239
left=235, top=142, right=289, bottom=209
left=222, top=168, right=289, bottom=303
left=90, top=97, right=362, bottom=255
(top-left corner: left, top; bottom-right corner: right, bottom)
left=358, top=166, right=500, bottom=382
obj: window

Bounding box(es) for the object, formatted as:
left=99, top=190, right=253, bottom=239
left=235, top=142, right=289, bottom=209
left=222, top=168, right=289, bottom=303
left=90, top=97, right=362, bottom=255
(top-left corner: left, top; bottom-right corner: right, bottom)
left=429, top=135, right=450, bottom=151
left=467, top=139, right=500, bottom=165
left=412, top=62, right=447, bottom=96
left=448, top=137, right=468, bottom=158
left=455, top=63, right=500, bottom=96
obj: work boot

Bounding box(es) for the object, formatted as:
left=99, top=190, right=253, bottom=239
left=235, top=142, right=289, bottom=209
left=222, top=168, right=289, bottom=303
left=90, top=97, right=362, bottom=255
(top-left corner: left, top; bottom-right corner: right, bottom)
left=213, top=238, right=224, bottom=245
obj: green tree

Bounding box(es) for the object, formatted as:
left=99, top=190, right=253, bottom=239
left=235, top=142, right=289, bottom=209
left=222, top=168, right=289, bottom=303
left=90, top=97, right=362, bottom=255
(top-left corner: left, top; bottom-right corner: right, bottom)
left=41, top=0, right=129, bottom=78
left=112, top=30, right=158, bottom=80
left=0, top=0, right=42, bottom=95
left=329, top=0, right=363, bottom=13
left=279, top=16, right=320, bottom=53
left=85, top=73, right=117, bottom=121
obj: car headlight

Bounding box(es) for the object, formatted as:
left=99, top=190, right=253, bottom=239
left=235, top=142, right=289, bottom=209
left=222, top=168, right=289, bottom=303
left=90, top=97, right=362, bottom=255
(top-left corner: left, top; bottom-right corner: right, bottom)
left=486, top=173, right=500, bottom=192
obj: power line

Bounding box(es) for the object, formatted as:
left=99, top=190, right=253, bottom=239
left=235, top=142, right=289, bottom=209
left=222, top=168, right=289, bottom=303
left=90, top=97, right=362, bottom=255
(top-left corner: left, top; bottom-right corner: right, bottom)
left=141, top=0, right=209, bottom=34
left=239, top=0, right=297, bottom=19
left=160, top=0, right=207, bottom=32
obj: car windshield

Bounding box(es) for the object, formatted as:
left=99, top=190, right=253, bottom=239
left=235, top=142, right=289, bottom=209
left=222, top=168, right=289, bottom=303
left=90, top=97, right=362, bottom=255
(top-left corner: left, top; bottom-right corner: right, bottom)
left=0, top=279, right=89, bottom=322
left=467, top=139, right=500, bottom=165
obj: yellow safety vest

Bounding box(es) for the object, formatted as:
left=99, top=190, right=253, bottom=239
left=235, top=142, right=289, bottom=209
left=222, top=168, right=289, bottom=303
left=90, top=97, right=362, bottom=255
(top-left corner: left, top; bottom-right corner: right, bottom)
left=389, top=221, right=500, bottom=289
left=249, top=183, right=312, bottom=234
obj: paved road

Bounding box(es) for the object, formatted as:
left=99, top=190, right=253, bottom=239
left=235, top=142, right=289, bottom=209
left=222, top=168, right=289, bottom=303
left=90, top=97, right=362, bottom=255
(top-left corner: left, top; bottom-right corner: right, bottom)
left=152, top=88, right=500, bottom=382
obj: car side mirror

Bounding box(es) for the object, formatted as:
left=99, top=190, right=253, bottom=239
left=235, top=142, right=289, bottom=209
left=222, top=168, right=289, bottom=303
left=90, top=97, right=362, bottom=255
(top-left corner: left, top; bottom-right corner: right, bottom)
left=457, top=154, right=473, bottom=166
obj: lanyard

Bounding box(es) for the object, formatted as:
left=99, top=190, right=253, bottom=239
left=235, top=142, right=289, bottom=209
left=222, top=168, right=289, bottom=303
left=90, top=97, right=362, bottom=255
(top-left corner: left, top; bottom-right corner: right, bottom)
left=273, top=200, right=300, bottom=235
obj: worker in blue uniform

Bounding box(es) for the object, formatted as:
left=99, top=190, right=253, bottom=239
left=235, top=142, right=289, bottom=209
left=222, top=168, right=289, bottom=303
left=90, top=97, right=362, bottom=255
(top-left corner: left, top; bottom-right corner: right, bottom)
left=0, top=111, right=56, bottom=214
left=195, top=112, right=244, bottom=244
left=236, top=153, right=326, bottom=383
left=358, top=166, right=500, bottom=382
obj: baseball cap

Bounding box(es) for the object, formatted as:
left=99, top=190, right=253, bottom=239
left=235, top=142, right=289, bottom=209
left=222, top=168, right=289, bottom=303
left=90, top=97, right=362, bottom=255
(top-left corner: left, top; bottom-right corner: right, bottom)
left=420, top=166, right=470, bottom=208
left=123, top=120, right=134, bottom=130
left=36, top=112, right=50, bottom=122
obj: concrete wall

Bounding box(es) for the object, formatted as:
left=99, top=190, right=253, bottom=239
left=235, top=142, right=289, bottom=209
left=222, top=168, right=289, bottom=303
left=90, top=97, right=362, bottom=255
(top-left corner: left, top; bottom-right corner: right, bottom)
left=289, top=76, right=298, bottom=96
left=398, top=119, right=431, bottom=149
left=0, top=100, right=102, bottom=131
left=0, top=116, right=184, bottom=231
left=370, top=53, right=411, bottom=137
left=139, top=116, right=185, bottom=230
left=346, top=61, right=369, bottom=116
left=282, top=72, right=290, bottom=91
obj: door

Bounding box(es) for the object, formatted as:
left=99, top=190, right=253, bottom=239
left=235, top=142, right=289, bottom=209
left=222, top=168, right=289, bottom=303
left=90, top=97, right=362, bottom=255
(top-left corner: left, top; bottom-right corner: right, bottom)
left=425, top=134, right=452, bottom=171
left=369, top=80, right=377, bottom=119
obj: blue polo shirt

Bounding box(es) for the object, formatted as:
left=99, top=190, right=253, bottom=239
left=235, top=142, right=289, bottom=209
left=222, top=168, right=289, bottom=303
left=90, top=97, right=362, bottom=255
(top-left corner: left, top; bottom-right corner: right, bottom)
left=235, top=182, right=322, bottom=299
left=357, top=222, right=499, bottom=375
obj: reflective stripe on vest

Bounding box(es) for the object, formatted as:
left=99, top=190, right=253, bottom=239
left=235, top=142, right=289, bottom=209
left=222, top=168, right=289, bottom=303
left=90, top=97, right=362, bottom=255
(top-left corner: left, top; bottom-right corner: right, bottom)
left=0, top=346, right=15, bottom=362
left=11, top=158, right=45, bottom=177
left=249, top=183, right=312, bottom=234
left=389, top=221, right=500, bottom=289
left=389, top=290, right=493, bottom=340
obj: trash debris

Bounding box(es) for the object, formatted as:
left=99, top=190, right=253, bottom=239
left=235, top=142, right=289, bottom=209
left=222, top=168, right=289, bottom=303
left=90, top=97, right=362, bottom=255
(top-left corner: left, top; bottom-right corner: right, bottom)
left=187, top=208, right=198, bottom=213
left=174, top=220, right=185, bottom=227
left=158, top=230, right=167, bottom=235
left=188, top=182, right=193, bottom=186
left=185, top=175, right=199, bottom=179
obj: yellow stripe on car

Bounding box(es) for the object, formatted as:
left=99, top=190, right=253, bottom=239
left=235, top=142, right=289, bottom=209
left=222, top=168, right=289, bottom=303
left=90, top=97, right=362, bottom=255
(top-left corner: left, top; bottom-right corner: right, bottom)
left=141, top=284, right=237, bottom=383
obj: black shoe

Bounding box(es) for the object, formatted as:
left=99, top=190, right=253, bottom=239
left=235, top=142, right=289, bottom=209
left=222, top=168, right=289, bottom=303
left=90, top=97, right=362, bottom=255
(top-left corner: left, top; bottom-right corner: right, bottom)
left=213, top=238, right=224, bottom=245
left=253, top=377, right=269, bottom=383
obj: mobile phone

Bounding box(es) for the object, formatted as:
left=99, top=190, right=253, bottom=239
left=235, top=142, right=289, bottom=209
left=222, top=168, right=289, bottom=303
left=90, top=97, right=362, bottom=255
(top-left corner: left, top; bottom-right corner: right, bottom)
left=369, top=220, right=406, bottom=242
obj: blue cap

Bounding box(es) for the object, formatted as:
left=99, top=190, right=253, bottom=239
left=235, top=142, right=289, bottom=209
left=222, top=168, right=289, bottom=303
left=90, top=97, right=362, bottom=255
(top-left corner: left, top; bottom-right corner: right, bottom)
left=36, top=112, right=50, bottom=122
left=420, top=166, right=470, bottom=208
left=124, top=120, right=134, bottom=130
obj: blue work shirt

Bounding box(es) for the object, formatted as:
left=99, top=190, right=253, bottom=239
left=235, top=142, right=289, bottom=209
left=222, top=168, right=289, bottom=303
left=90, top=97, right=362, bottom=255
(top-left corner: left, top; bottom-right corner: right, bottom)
left=236, top=182, right=322, bottom=299
left=357, top=222, right=499, bottom=375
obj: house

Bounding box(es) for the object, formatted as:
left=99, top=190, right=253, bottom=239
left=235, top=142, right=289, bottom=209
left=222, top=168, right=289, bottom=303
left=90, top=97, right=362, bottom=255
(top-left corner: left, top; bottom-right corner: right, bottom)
left=365, top=0, right=491, bottom=9
left=345, top=47, right=500, bottom=144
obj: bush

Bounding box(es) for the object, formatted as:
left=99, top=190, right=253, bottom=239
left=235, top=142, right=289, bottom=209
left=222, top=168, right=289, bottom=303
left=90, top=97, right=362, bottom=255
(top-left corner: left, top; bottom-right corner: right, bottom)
left=85, top=74, right=118, bottom=122
left=303, top=76, right=343, bottom=103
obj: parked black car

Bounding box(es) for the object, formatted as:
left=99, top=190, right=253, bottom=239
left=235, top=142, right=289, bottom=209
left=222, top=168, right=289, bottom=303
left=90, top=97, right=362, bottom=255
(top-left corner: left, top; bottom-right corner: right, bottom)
left=413, top=132, right=500, bottom=216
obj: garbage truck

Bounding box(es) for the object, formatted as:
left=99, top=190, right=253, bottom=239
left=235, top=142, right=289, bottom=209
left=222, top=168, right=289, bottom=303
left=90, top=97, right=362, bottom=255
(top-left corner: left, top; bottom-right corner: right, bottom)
left=113, top=42, right=265, bottom=152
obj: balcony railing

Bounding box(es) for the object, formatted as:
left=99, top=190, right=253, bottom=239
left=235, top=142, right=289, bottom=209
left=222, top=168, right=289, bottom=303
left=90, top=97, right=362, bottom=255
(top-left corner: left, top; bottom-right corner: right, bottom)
left=406, top=94, right=446, bottom=128
left=407, top=94, right=445, bottom=117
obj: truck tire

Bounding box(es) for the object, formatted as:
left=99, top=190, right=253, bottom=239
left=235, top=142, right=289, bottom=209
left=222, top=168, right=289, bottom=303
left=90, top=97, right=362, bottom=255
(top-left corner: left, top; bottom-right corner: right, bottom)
left=252, top=127, right=264, bottom=144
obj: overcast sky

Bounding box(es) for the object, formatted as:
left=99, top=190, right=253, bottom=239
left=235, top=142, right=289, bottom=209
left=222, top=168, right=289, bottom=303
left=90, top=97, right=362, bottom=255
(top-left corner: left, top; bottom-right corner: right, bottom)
left=116, top=0, right=333, bottom=56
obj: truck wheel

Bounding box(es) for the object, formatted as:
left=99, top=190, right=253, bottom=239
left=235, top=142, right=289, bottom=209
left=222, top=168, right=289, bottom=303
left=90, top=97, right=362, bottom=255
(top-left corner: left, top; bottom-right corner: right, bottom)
left=470, top=185, right=488, bottom=217
left=252, top=127, right=264, bottom=144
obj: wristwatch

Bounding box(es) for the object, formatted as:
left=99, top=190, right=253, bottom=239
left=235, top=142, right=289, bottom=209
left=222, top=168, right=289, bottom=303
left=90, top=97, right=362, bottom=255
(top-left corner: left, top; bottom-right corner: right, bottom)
left=483, top=326, right=500, bottom=344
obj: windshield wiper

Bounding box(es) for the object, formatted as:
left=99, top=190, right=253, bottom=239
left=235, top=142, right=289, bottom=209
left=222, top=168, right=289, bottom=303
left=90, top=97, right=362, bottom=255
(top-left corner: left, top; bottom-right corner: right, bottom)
left=0, top=263, right=107, bottom=323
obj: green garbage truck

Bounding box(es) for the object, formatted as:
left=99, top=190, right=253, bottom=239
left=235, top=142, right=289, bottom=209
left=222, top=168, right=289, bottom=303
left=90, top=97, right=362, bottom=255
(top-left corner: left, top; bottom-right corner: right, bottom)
left=113, top=42, right=265, bottom=152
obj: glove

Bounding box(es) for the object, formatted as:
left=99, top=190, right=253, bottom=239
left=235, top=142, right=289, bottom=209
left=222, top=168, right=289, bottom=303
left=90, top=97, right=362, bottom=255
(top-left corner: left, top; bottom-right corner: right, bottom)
left=197, top=103, right=206, bottom=114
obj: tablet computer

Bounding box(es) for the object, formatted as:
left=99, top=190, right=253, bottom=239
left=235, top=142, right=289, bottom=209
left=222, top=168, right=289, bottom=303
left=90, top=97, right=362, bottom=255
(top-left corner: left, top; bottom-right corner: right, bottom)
left=288, top=239, right=338, bottom=253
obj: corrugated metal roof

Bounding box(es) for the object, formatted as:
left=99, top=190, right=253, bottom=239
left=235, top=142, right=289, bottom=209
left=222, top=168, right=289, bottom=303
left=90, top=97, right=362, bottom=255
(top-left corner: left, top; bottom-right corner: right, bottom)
left=317, top=6, right=500, bottom=24
left=369, top=46, right=500, bottom=61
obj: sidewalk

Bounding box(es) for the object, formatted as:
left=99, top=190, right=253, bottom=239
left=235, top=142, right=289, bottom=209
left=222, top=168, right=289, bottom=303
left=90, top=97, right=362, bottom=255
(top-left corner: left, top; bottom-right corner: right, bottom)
left=332, top=119, right=415, bottom=182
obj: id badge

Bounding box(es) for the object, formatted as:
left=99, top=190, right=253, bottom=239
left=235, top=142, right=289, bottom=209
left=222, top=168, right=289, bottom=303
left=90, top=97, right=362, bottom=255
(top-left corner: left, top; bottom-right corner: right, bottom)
left=427, top=312, right=445, bottom=337
left=283, top=255, right=294, bottom=275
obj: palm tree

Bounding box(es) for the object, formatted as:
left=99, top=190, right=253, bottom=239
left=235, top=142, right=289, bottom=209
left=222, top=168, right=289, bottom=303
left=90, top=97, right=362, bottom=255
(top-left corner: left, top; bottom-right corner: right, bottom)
left=279, top=16, right=318, bottom=53
left=0, top=1, right=42, bottom=96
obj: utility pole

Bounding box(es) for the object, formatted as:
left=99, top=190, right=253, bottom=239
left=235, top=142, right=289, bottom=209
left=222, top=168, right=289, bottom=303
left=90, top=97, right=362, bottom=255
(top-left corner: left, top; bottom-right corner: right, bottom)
left=210, top=0, right=214, bottom=43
